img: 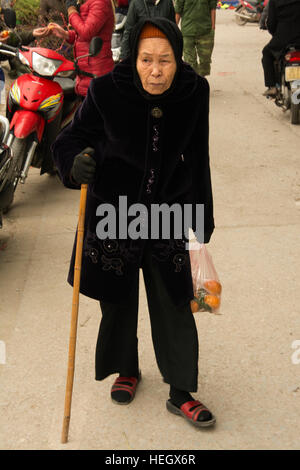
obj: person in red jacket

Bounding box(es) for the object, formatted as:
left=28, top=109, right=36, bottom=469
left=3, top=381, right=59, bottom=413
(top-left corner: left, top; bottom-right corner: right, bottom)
left=48, top=0, right=115, bottom=97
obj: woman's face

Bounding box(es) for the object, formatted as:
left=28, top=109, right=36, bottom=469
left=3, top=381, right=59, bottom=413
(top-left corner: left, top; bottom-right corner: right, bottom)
left=136, top=37, right=177, bottom=95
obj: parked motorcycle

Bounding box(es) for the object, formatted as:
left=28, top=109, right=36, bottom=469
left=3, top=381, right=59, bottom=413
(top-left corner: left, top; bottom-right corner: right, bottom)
left=0, top=36, right=102, bottom=228
left=111, top=10, right=127, bottom=63
left=266, top=45, right=300, bottom=125
left=235, top=0, right=266, bottom=26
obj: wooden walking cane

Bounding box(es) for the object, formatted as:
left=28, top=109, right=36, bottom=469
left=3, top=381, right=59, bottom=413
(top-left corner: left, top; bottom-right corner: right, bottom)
left=61, top=163, right=89, bottom=444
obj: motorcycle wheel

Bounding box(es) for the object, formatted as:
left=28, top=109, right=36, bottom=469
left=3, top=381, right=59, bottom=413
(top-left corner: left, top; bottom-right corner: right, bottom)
left=280, top=71, right=291, bottom=110
left=3, top=137, right=27, bottom=213
left=235, top=7, right=248, bottom=25
left=291, top=102, right=300, bottom=125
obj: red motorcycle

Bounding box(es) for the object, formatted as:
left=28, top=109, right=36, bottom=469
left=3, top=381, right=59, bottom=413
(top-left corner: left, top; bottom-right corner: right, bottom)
left=0, top=36, right=102, bottom=227
left=235, top=0, right=267, bottom=26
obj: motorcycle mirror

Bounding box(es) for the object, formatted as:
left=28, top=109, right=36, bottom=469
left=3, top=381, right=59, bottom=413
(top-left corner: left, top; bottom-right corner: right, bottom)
left=3, top=8, right=17, bottom=29
left=74, top=37, right=103, bottom=66
left=89, top=37, right=103, bottom=57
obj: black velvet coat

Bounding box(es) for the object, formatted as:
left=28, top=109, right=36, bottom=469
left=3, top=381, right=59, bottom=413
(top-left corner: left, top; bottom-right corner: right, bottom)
left=52, top=43, right=214, bottom=305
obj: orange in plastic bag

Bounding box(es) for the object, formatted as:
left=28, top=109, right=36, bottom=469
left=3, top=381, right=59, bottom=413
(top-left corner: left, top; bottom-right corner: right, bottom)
left=189, top=242, right=222, bottom=315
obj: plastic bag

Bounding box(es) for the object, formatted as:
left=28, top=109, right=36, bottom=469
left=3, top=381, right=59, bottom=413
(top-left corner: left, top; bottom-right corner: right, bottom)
left=189, top=242, right=222, bottom=314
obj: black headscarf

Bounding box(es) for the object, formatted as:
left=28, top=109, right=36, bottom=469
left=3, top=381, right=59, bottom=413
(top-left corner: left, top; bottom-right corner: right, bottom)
left=128, top=17, right=184, bottom=100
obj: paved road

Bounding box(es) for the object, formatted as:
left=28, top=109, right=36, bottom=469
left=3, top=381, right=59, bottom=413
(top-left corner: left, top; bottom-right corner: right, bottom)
left=0, top=10, right=300, bottom=450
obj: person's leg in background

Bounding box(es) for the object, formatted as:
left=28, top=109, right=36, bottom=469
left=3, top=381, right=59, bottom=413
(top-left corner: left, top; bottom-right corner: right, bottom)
left=183, top=35, right=200, bottom=74
left=262, top=44, right=277, bottom=96
left=195, top=29, right=215, bottom=77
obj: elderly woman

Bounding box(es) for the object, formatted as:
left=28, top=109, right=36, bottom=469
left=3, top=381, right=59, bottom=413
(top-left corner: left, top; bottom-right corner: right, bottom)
left=52, top=17, right=216, bottom=428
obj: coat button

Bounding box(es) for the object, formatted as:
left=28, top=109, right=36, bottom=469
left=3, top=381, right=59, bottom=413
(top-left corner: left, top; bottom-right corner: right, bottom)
left=151, top=107, right=163, bottom=119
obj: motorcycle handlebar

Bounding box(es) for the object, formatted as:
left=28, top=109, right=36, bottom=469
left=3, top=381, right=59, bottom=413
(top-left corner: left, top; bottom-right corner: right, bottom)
left=0, top=42, right=18, bottom=55
left=77, top=69, right=96, bottom=78
left=0, top=43, right=29, bottom=55
left=73, top=62, right=96, bottom=78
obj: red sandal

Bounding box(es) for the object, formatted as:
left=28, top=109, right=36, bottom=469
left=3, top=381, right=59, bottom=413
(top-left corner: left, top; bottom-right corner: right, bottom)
left=111, top=373, right=141, bottom=405
left=166, top=399, right=216, bottom=428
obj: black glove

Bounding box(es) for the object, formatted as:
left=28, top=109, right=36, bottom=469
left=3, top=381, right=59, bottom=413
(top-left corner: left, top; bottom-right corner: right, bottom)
left=71, top=147, right=96, bottom=184
left=66, top=0, right=79, bottom=10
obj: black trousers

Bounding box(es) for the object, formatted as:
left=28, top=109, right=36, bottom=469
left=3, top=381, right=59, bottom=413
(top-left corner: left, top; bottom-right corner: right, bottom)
left=95, top=245, right=199, bottom=392
left=262, top=43, right=281, bottom=87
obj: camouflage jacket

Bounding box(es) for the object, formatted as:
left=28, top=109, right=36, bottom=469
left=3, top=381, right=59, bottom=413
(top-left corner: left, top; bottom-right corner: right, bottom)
left=175, top=0, right=217, bottom=37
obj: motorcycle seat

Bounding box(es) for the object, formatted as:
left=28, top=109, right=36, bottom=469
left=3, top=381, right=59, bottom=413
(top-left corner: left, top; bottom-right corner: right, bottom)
left=284, top=44, right=300, bottom=53
left=53, top=77, right=75, bottom=95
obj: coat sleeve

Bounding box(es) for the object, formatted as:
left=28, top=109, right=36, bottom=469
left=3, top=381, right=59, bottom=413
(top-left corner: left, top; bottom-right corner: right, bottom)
left=69, top=0, right=112, bottom=42
left=19, top=30, right=35, bottom=45
left=120, top=0, right=138, bottom=59
left=266, top=0, right=277, bottom=36
left=67, top=29, right=76, bottom=44
left=174, top=0, right=185, bottom=16
left=184, top=78, right=214, bottom=244
left=7, top=30, right=34, bottom=46
left=51, top=79, right=106, bottom=189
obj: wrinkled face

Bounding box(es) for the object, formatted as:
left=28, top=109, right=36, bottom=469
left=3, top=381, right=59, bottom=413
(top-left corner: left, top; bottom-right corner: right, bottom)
left=136, top=37, right=177, bottom=95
